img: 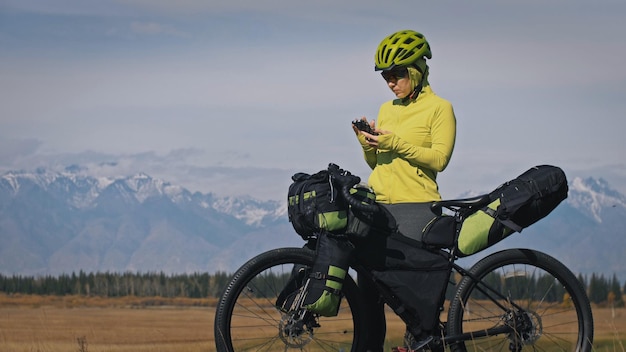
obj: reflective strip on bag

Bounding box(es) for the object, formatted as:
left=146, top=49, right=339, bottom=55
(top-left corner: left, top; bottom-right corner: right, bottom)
left=457, top=199, right=500, bottom=255
left=325, top=265, right=347, bottom=290
left=328, top=265, right=347, bottom=279
left=316, top=211, right=348, bottom=231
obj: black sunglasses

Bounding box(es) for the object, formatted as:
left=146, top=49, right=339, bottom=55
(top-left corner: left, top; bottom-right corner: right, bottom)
left=381, top=67, right=409, bottom=82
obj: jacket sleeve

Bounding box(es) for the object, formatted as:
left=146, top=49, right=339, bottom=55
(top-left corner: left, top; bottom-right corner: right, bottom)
left=378, top=104, right=456, bottom=172
left=356, top=134, right=378, bottom=170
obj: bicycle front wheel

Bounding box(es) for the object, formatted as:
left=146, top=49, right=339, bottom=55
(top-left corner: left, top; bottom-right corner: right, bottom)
left=214, top=247, right=366, bottom=351
left=447, top=248, right=593, bottom=352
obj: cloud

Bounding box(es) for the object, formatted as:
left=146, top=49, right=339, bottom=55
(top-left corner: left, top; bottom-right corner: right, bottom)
left=130, top=21, right=189, bottom=37
left=0, top=147, right=294, bottom=200
left=4, top=145, right=626, bottom=202
left=1, top=0, right=625, bottom=201
left=0, top=137, right=42, bottom=166
left=1, top=0, right=381, bottom=19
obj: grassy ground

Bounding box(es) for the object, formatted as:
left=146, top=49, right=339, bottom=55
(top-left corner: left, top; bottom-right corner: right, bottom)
left=0, top=294, right=623, bottom=351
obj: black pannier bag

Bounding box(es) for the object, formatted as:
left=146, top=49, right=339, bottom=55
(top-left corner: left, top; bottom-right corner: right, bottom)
left=354, top=233, right=451, bottom=333
left=287, top=170, right=348, bottom=240
left=276, top=264, right=308, bottom=313
left=276, top=233, right=353, bottom=317
left=301, top=233, right=353, bottom=316
left=455, top=165, right=568, bottom=256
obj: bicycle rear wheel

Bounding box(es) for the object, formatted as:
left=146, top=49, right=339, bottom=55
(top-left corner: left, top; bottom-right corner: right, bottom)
left=447, top=248, right=593, bottom=352
left=214, top=247, right=366, bottom=351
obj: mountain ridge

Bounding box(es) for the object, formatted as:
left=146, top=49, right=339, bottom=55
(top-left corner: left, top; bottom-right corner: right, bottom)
left=0, top=166, right=624, bottom=282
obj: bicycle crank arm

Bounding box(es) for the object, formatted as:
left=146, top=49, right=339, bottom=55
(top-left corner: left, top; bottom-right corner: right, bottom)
left=443, top=325, right=512, bottom=345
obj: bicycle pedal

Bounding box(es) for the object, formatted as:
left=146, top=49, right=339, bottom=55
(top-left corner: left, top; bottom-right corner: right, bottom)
left=410, top=335, right=434, bottom=351
left=392, top=335, right=434, bottom=352
left=391, top=347, right=409, bottom=352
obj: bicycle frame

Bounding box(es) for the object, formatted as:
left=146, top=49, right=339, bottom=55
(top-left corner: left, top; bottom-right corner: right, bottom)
left=351, top=250, right=525, bottom=347
left=214, top=165, right=592, bottom=351
left=214, top=244, right=592, bottom=351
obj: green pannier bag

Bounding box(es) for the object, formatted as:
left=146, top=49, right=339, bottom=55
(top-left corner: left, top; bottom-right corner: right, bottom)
left=301, top=233, right=353, bottom=316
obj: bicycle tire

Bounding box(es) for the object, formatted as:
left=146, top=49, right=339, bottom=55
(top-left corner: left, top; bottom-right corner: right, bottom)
left=447, top=248, right=593, bottom=352
left=214, top=247, right=366, bottom=351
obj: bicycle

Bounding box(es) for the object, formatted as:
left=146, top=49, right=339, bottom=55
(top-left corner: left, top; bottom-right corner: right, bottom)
left=213, top=168, right=594, bottom=351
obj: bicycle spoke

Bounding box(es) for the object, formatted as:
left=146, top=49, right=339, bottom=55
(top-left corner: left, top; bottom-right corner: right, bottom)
left=215, top=247, right=362, bottom=351
left=447, top=249, right=593, bottom=352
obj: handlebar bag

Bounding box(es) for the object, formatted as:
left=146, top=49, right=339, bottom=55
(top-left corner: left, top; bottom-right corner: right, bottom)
left=288, top=170, right=349, bottom=240
left=457, top=165, right=568, bottom=257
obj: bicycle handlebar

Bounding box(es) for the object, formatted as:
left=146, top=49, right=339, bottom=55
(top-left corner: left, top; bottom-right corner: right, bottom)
left=340, top=183, right=381, bottom=212
left=327, top=163, right=381, bottom=213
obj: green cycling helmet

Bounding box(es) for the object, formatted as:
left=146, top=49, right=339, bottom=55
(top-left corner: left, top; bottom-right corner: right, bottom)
left=375, top=30, right=432, bottom=71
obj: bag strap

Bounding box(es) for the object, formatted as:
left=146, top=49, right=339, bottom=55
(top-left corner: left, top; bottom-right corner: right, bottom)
left=483, top=206, right=523, bottom=233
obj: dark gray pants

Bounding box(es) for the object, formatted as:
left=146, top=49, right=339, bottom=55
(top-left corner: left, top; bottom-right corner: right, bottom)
left=362, top=202, right=440, bottom=350
left=381, top=202, right=441, bottom=241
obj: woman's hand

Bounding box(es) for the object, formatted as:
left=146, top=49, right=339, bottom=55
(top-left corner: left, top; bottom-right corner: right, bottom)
left=352, top=117, right=377, bottom=134
left=352, top=117, right=374, bottom=135
left=353, top=117, right=390, bottom=147
left=362, top=131, right=380, bottom=147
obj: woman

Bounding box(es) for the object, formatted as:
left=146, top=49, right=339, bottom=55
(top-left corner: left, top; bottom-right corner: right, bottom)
left=353, top=30, right=456, bottom=352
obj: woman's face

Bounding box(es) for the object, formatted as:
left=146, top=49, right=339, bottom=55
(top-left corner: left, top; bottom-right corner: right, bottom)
left=381, top=67, right=412, bottom=99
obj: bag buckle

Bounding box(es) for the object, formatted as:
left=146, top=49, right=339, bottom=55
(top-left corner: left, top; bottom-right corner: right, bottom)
left=310, top=272, right=325, bottom=280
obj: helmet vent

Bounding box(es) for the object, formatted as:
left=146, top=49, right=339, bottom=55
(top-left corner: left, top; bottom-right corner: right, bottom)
left=375, top=30, right=431, bottom=70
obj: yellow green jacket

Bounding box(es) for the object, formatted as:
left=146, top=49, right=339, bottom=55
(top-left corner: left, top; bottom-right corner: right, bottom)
left=357, top=85, right=456, bottom=203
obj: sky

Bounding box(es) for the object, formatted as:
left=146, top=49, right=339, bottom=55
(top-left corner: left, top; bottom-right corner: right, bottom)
left=1, top=0, right=625, bottom=201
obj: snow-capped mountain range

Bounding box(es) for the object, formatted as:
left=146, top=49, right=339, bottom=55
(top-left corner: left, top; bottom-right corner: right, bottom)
left=0, top=165, right=295, bottom=275
left=1, top=165, right=285, bottom=226
left=568, top=177, right=626, bottom=223
left=1, top=166, right=624, bottom=282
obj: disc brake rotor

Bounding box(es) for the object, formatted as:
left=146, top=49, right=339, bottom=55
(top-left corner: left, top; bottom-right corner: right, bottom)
left=278, top=313, right=315, bottom=348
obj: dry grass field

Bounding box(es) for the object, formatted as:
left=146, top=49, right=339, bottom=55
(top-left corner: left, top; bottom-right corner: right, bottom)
left=0, top=293, right=623, bottom=351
